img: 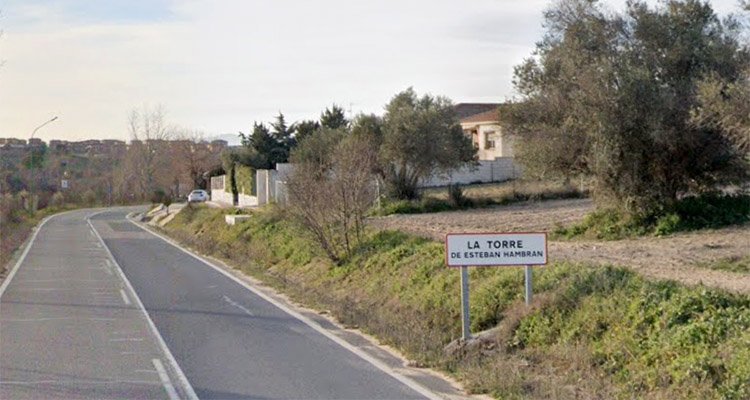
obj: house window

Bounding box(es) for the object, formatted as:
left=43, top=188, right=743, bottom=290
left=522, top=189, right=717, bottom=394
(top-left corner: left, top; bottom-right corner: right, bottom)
left=484, top=131, right=496, bottom=149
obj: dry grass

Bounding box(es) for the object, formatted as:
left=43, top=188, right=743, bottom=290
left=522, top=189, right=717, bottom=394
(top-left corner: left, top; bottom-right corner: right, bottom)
left=423, top=180, right=588, bottom=204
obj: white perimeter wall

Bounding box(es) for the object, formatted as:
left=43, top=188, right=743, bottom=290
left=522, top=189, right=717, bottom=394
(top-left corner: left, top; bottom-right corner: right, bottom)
left=421, top=157, right=521, bottom=188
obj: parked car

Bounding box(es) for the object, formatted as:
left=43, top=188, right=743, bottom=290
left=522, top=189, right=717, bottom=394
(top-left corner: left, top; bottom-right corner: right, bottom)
left=188, top=189, right=209, bottom=203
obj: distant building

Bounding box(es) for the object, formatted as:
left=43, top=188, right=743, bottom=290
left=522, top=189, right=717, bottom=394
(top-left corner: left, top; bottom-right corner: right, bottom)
left=455, top=103, right=514, bottom=161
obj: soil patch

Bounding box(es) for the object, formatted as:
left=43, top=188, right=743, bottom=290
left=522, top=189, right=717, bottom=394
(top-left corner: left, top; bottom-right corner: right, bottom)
left=368, top=198, right=750, bottom=293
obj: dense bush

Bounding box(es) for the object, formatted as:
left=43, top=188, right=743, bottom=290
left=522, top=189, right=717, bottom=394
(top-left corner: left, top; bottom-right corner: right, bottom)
left=150, top=189, right=166, bottom=205
left=49, top=192, right=65, bottom=208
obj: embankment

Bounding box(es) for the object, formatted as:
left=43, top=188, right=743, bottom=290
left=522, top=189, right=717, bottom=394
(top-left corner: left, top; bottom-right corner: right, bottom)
left=161, top=205, right=750, bottom=399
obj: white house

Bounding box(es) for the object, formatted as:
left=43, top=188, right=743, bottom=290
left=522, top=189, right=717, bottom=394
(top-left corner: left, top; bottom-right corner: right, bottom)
left=455, top=103, right=514, bottom=161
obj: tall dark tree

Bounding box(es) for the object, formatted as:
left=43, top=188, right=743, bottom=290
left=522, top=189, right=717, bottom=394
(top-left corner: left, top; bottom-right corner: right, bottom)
left=320, top=105, right=349, bottom=129
left=295, top=120, right=320, bottom=143
left=239, top=122, right=275, bottom=169
left=270, top=113, right=296, bottom=148
left=238, top=113, right=298, bottom=169
left=505, top=0, right=750, bottom=215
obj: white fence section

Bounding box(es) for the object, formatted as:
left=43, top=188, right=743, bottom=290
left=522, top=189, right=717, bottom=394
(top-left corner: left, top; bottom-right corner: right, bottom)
left=211, top=159, right=517, bottom=208
left=420, top=157, right=521, bottom=188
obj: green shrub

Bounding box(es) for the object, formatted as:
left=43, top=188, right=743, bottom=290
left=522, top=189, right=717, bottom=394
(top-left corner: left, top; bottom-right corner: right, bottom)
left=377, top=198, right=456, bottom=215
left=150, top=189, right=166, bottom=205
left=82, top=189, right=97, bottom=206
left=447, top=184, right=471, bottom=208
left=49, top=192, right=65, bottom=208
left=554, top=209, right=647, bottom=240
left=654, top=213, right=681, bottom=236
left=556, top=193, right=750, bottom=240
left=674, top=193, right=750, bottom=230
left=699, top=256, right=750, bottom=274
left=235, top=165, right=255, bottom=196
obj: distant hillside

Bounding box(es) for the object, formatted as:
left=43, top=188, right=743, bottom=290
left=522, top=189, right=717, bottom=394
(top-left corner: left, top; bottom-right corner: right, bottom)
left=209, top=133, right=242, bottom=147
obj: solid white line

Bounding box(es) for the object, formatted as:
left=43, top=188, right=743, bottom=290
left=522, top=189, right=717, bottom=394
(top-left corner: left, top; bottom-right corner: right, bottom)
left=152, top=359, right=180, bottom=400
left=0, top=210, right=78, bottom=299
left=128, top=216, right=442, bottom=400
left=119, top=289, right=131, bottom=305
left=87, top=212, right=198, bottom=400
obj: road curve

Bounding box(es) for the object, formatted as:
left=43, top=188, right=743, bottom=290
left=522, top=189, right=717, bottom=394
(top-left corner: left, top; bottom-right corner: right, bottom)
left=2, top=208, right=430, bottom=399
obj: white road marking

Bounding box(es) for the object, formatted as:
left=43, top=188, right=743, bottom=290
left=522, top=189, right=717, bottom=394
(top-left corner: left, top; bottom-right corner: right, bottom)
left=120, top=289, right=132, bottom=305
left=129, top=217, right=442, bottom=400
left=109, top=338, right=144, bottom=342
left=222, top=295, right=255, bottom=316
left=87, top=212, right=198, bottom=400
left=152, top=359, right=180, bottom=400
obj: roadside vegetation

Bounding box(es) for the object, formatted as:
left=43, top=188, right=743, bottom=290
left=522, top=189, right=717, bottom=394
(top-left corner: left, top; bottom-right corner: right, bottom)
left=554, top=193, right=750, bottom=240
left=0, top=192, right=76, bottom=276
left=376, top=180, right=588, bottom=216
left=163, top=205, right=750, bottom=399
left=504, top=0, right=750, bottom=238
left=698, top=256, right=750, bottom=275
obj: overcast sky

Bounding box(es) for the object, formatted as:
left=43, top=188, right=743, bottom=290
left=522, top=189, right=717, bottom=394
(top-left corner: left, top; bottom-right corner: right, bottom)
left=0, top=0, right=745, bottom=142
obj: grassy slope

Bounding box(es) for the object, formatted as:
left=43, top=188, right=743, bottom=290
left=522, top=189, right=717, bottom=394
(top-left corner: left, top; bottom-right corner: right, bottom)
left=163, top=205, right=750, bottom=400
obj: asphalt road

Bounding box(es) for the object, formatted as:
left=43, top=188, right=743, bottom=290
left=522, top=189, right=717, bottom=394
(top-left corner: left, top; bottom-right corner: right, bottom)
left=0, top=209, right=189, bottom=399
left=1, top=208, right=430, bottom=399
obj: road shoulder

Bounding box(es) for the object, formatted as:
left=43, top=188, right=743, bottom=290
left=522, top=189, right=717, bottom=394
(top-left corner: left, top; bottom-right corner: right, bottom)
left=129, top=214, right=486, bottom=400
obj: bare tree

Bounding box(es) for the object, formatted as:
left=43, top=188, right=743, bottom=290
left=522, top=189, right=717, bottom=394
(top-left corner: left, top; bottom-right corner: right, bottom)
left=126, top=105, right=172, bottom=199
left=172, top=129, right=221, bottom=190
left=286, top=129, right=378, bottom=263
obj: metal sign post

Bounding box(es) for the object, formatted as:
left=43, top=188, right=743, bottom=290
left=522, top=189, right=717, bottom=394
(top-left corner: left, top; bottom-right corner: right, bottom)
left=460, top=266, right=471, bottom=340
left=525, top=265, right=533, bottom=306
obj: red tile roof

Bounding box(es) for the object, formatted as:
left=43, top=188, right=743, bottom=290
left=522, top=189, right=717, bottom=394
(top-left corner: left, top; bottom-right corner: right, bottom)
left=454, top=103, right=501, bottom=120
left=460, top=108, right=499, bottom=124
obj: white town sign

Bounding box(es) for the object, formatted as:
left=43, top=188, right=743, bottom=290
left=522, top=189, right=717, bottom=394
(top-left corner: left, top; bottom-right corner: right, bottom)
left=445, top=232, right=547, bottom=267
